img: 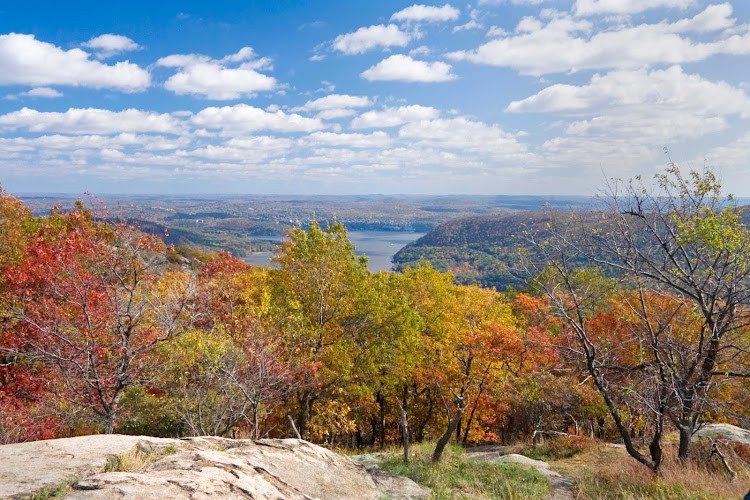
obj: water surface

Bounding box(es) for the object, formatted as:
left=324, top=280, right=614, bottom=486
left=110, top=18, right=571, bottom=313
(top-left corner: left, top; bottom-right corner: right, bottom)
left=242, top=230, right=425, bottom=272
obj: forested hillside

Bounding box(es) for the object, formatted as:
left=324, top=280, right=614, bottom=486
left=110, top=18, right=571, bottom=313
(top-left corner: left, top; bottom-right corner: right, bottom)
left=393, top=212, right=558, bottom=289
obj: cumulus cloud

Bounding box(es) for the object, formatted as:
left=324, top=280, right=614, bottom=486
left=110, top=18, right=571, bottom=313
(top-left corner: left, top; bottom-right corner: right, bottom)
left=361, top=55, right=457, bottom=82
left=293, top=94, right=374, bottom=120
left=0, top=33, right=150, bottom=92
left=156, top=47, right=276, bottom=99
left=5, top=87, right=63, bottom=100
left=190, top=104, right=326, bottom=134
left=446, top=5, right=748, bottom=75
left=507, top=65, right=750, bottom=117
left=24, top=87, right=63, bottom=98
left=399, top=117, right=528, bottom=157
left=350, top=105, right=441, bottom=128
left=299, top=131, right=393, bottom=148
left=82, top=34, right=141, bottom=58
left=0, top=107, right=182, bottom=134
left=509, top=66, right=750, bottom=169
left=296, top=94, right=373, bottom=111
left=332, top=24, right=411, bottom=55
left=391, top=4, right=460, bottom=23
left=574, top=0, right=695, bottom=16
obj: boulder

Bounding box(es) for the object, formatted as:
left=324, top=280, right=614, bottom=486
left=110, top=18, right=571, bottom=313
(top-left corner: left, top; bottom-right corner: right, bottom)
left=694, top=423, right=750, bottom=444
left=0, top=435, right=430, bottom=499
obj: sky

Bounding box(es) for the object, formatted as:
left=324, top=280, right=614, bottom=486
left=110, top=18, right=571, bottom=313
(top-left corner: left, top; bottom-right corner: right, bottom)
left=0, top=0, right=748, bottom=195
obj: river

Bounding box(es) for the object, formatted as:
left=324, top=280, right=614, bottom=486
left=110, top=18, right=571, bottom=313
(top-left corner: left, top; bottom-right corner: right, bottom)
left=242, top=230, right=425, bottom=272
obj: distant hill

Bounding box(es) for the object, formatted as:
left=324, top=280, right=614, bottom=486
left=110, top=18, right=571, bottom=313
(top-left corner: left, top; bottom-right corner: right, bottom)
left=392, top=212, right=556, bottom=290
left=395, top=204, right=750, bottom=290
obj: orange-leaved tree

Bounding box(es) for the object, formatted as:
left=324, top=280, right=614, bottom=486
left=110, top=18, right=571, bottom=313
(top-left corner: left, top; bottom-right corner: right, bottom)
left=2, top=203, right=196, bottom=434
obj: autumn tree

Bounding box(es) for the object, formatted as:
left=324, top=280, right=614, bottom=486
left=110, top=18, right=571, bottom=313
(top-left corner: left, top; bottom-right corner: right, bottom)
left=1, top=205, right=196, bottom=433
left=180, top=253, right=292, bottom=438
left=271, top=219, right=375, bottom=437
left=526, top=165, right=750, bottom=471
left=589, top=165, right=750, bottom=460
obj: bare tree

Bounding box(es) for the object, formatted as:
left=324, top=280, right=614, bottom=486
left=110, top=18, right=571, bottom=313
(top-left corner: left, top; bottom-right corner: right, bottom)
left=523, top=165, right=750, bottom=469
left=589, top=165, right=750, bottom=459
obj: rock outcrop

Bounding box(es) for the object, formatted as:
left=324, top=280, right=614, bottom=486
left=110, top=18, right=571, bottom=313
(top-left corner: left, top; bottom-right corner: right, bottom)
left=694, top=423, right=750, bottom=444
left=0, top=435, right=430, bottom=499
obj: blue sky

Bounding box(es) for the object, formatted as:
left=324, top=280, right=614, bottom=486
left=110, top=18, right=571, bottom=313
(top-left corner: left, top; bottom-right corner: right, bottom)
left=0, top=0, right=748, bottom=195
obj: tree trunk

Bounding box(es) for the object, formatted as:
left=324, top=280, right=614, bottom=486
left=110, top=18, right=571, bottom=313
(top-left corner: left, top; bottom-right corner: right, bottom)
left=104, top=411, right=116, bottom=434
left=288, top=415, right=302, bottom=439
left=398, top=403, right=410, bottom=464
left=678, top=424, right=693, bottom=461
left=377, top=391, right=386, bottom=449
left=296, top=392, right=312, bottom=438
left=432, top=411, right=464, bottom=463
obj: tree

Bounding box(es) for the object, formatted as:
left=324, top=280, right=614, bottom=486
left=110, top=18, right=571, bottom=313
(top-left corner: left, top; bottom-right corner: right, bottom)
left=1, top=206, right=196, bottom=433
left=270, top=219, right=371, bottom=437
left=525, top=165, right=750, bottom=470
left=527, top=257, right=668, bottom=471
left=590, top=165, right=750, bottom=460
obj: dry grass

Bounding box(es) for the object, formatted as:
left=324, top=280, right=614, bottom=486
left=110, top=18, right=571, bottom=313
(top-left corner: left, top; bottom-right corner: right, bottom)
left=550, top=440, right=750, bottom=500
left=103, top=443, right=178, bottom=473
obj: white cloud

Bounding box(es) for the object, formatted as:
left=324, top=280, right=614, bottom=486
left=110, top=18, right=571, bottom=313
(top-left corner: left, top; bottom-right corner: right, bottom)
left=82, top=34, right=141, bottom=58
left=446, top=5, right=749, bottom=75
left=351, top=105, right=441, bottom=128
left=453, top=9, right=483, bottom=33
left=332, top=24, right=411, bottom=55
left=5, top=87, right=63, bottom=100
left=182, top=136, right=293, bottom=161
left=0, top=133, right=189, bottom=152
left=486, top=26, right=508, bottom=37
left=191, top=104, right=326, bottom=134
left=156, top=47, right=276, bottom=99
left=361, top=55, right=457, bottom=82
left=0, top=33, right=150, bottom=92
left=299, top=131, right=393, bottom=148
left=399, top=117, right=528, bottom=157
left=0, top=107, right=182, bottom=134
left=511, top=66, right=750, bottom=169
left=296, top=94, right=373, bottom=111
left=453, top=20, right=483, bottom=33
left=24, top=87, right=63, bottom=98
left=391, top=4, right=460, bottom=23
left=315, top=109, right=358, bottom=120
left=574, top=0, right=694, bottom=17
left=701, top=132, right=750, bottom=172
left=409, top=45, right=431, bottom=57
left=507, top=65, right=750, bottom=118
left=294, top=94, right=373, bottom=121
left=669, top=3, right=736, bottom=33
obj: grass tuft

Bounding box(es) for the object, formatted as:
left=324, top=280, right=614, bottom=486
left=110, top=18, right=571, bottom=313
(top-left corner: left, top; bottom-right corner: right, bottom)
left=380, top=442, right=550, bottom=500
left=103, top=443, right=177, bottom=473
left=31, top=477, right=79, bottom=500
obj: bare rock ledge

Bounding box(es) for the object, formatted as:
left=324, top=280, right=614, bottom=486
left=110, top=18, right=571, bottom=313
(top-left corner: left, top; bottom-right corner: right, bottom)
left=0, top=434, right=430, bottom=499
